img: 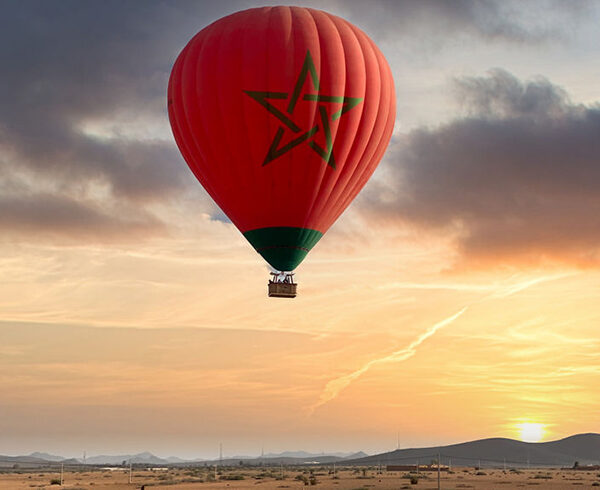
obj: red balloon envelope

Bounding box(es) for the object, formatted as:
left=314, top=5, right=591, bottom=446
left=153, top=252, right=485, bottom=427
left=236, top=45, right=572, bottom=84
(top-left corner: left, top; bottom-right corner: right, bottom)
left=168, top=6, right=395, bottom=272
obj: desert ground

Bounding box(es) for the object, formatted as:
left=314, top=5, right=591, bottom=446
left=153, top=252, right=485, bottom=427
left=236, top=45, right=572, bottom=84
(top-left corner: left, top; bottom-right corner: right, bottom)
left=1, top=466, right=600, bottom=490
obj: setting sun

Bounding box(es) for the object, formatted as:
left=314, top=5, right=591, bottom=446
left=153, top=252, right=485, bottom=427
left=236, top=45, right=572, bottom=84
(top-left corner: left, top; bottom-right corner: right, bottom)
left=517, top=423, right=546, bottom=443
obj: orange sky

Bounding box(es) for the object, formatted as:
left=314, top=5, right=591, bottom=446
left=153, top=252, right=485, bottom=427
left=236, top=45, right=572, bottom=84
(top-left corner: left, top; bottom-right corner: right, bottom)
left=2, top=212, right=599, bottom=457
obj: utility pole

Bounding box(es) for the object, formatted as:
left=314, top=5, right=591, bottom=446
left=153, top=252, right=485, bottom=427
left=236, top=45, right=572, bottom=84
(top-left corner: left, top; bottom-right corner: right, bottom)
left=449, top=458, right=451, bottom=471
left=128, top=461, right=132, bottom=484
left=503, top=457, right=506, bottom=471
left=60, top=463, right=64, bottom=485
left=280, top=462, right=283, bottom=479
left=219, top=443, right=223, bottom=465
left=416, top=458, right=420, bottom=475
left=214, top=464, right=217, bottom=480
left=437, top=452, right=441, bottom=490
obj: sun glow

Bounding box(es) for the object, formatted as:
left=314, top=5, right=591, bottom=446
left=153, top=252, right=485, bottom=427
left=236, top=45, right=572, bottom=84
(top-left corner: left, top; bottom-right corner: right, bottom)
left=516, top=422, right=546, bottom=442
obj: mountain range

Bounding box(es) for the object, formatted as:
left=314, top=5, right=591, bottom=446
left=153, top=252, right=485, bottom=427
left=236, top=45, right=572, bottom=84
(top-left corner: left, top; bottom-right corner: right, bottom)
left=344, top=433, right=600, bottom=468
left=0, top=450, right=366, bottom=467
left=2, top=434, right=598, bottom=468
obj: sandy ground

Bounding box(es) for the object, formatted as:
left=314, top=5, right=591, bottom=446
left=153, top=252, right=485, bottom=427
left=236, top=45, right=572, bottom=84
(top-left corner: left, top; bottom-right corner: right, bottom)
left=1, top=467, right=599, bottom=489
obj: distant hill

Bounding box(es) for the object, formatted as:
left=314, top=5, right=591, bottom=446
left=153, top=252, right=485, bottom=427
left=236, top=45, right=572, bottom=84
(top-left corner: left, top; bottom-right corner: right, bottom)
left=84, top=452, right=169, bottom=465
left=344, top=433, right=600, bottom=468
left=0, top=455, right=49, bottom=468
left=166, top=456, right=200, bottom=464
left=28, top=452, right=66, bottom=462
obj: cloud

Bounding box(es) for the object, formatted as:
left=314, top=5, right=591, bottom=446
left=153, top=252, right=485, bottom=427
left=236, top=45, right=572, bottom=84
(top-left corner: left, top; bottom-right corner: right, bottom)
left=0, top=192, right=165, bottom=242
left=340, top=0, right=592, bottom=45
left=364, top=69, right=600, bottom=266
left=0, top=2, right=187, bottom=190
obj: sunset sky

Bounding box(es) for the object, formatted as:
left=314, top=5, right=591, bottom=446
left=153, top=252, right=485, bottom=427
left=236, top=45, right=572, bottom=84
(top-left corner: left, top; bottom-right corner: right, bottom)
left=1, top=0, right=599, bottom=459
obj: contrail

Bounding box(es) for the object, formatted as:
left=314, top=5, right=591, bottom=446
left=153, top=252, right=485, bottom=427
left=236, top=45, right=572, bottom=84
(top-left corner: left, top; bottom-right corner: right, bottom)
left=491, top=273, right=574, bottom=298
left=308, top=272, right=575, bottom=415
left=307, top=307, right=468, bottom=414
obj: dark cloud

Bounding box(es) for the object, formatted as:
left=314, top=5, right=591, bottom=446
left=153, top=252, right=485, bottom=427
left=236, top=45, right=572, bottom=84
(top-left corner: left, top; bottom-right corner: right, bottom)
left=340, top=0, right=591, bottom=45
left=0, top=193, right=165, bottom=242
left=364, top=70, right=600, bottom=266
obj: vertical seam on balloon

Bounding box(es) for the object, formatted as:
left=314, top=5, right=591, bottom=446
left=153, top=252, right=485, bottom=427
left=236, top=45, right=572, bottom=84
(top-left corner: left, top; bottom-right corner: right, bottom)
left=180, top=40, right=212, bottom=189
left=239, top=9, right=261, bottom=231
left=329, top=27, right=390, bottom=225
left=286, top=6, right=296, bottom=230
left=288, top=7, right=321, bottom=251
left=188, top=27, right=234, bottom=212
left=178, top=29, right=225, bottom=205
left=308, top=13, right=362, bottom=233
left=266, top=6, right=277, bottom=222
left=290, top=7, right=307, bottom=251
left=304, top=8, right=328, bottom=253
left=174, top=42, right=220, bottom=203
left=299, top=7, right=329, bottom=246
left=321, top=20, right=372, bottom=229
left=306, top=11, right=348, bottom=228
left=212, top=17, right=242, bottom=225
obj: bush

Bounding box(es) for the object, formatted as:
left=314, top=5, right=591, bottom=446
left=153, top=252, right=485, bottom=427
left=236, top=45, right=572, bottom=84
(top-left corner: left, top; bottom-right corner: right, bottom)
left=222, top=474, right=245, bottom=480
left=50, top=479, right=61, bottom=485
left=410, top=476, right=419, bottom=484
left=295, top=474, right=309, bottom=485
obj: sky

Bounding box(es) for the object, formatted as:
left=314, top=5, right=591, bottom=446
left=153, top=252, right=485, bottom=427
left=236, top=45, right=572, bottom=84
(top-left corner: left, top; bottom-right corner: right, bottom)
left=1, top=0, right=599, bottom=459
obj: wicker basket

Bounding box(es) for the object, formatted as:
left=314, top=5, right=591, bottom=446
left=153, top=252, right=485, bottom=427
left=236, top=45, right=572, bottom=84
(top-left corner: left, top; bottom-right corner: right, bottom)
left=268, top=281, right=297, bottom=298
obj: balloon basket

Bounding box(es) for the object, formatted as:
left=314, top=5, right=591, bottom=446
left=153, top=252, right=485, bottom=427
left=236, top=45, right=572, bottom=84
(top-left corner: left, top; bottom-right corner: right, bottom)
left=268, top=272, right=297, bottom=298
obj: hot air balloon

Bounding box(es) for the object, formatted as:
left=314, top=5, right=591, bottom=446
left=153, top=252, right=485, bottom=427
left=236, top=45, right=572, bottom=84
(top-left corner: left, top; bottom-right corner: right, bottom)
left=168, top=6, right=395, bottom=297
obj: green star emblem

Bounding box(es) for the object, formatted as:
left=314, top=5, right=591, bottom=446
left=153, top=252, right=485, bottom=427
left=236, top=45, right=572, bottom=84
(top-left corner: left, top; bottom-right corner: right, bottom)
left=244, top=50, right=363, bottom=169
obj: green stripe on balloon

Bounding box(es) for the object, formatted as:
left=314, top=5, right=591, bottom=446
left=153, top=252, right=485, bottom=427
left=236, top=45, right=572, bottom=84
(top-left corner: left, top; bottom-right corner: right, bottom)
left=243, top=227, right=324, bottom=271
